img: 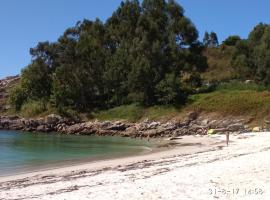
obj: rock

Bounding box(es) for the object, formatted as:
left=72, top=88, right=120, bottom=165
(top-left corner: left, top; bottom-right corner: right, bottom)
left=148, top=121, right=160, bottom=129
left=187, top=112, right=199, bottom=121
left=122, top=126, right=137, bottom=137
left=97, top=129, right=116, bottom=136
left=228, top=123, right=244, bottom=131
left=7, top=116, right=20, bottom=120
left=106, top=121, right=128, bottom=131
left=36, top=125, right=46, bottom=132
left=8, top=119, right=23, bottom=130
left=201, top=119, right=209, bottom=126
left=141, top=129, right=157, bottom=137
left=65, top=123, right=85, bottom=134
left=100, top=121, right=111, bottom=128
left=45, top=114, right=62, bottom=125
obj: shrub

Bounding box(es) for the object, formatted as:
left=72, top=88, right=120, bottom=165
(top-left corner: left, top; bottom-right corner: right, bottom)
left=20, top=100, right=48, bottom=117
left=8, top=85, right=28, bottom=111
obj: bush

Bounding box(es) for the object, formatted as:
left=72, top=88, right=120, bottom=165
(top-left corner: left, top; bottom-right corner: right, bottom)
left=215, top=80, right=270, bottom=91
left=155, top=74, right=185, bottom=105
left=20, top=100, right=48, bottom=117
left=223, top=35, right=241, bottom=46
left=8, top=85, right=28, bottom=111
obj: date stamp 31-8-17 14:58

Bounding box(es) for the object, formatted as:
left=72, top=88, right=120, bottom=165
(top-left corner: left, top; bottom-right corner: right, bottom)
left=208, top=187, right=265, bottom=197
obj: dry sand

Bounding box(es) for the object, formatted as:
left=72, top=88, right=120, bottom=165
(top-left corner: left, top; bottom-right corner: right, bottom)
left=1, top=132, right=270, bottom=200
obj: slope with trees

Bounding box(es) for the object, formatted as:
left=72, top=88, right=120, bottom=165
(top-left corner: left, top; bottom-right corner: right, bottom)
left=9, top=0, right=207, bottom=115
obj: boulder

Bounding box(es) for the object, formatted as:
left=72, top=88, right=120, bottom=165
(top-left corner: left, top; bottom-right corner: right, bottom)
left=187, top=112, right=199, bottom=121
left=106, top=121, right=128, bottom=131
left=36, top=125, right=46, bottom=132
left=121, top=126, right=137, bottom=137
left=8, top=119, right=23, bottom=130
left=228, top=123, right=244, bottom=131
left=65, top=123, right=85, bottom=134
left=45, top=114, right=62, bottom=125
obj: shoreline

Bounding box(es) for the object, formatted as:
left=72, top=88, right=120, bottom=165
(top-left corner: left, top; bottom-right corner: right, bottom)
left=0, top=113, right=249, bottom=139
left=0, top=134, right=222, bottom=183
left=2, top=132, right=270, bottom=199
left=0, top=131, right=162, bottom=179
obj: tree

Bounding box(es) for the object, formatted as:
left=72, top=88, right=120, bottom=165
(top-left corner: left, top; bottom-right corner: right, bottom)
left=52, top=19, right=108, bottom=111
left=203, top=32, right=210, bottom=46
left=232, top=23, right=270, bottom=84
left=209, top=32, right=219, bottom=47
left=223, top=35, right=241, bottom=46
left=10, top=0, right=208, bottom=112
left=203, top=31, right=219, bottom=47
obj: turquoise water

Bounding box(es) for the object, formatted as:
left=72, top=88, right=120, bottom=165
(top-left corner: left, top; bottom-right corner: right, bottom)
left=0, top=130, right=154, bottom=176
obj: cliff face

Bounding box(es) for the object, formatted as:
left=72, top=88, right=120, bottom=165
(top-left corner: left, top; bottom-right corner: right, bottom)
left=0, top=75, right=20, bottom=113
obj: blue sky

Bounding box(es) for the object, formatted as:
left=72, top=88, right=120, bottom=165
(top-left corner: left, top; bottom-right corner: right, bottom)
left=0, top=0, right=269, bottom=78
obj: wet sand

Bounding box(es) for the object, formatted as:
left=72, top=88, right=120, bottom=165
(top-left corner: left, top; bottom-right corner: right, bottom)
left=1, top=133, right=269, bottom=200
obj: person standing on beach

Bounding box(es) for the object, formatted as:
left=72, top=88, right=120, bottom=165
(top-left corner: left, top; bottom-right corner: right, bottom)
left=226, top=132, right=229, bottom=146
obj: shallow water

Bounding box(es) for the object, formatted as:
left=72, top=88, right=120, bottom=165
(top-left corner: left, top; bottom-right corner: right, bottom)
left=0, top=130, right=155, bottom=176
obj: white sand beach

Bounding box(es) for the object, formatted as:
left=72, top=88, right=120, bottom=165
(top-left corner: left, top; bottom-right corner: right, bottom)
left=1, top=132, right=270, bottom=200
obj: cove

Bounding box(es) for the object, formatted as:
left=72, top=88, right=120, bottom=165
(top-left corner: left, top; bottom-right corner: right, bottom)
left=0, top=130, right=155, bottom=176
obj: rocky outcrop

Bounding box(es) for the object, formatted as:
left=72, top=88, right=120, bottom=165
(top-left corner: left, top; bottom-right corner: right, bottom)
left=0, top=112, right=251, bottom=138
left=0, top=75, right=20, bottom=112
left=0, top=76, right=20, bottom=88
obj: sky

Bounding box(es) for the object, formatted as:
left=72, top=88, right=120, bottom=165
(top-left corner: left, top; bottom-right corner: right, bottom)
left=0, top=0, right=269, bottom=78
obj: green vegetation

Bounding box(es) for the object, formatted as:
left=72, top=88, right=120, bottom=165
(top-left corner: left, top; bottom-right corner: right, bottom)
left=202, top=47, right=235, bottom=82
left=215, top=81, right=270, bottom=91
left=232, top=23, right=270, bottom=84
left=20, top=101, right=48, bottom=118
left=222, top=35, right=241, bottom=46
left=94, top=104, right=180, bottom=122
left=94, top=104, right=144, bottom=122
left=9, top=0, right=207, bottom=113
left=5, top=1, right=270, bottom=123
left=188, top=90, right=270, bottom=119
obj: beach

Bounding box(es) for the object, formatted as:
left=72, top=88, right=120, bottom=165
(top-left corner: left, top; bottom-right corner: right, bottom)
left=0, top=133, right=270, bottom=200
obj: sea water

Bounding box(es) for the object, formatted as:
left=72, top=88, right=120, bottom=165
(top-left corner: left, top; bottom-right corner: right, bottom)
left=0, top=130, right=154, bottom=176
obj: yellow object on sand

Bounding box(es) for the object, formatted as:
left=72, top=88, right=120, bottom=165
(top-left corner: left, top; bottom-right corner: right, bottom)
left=252, top=127, right=260, bottom=132
left=207, top=129, right=215, bottom=135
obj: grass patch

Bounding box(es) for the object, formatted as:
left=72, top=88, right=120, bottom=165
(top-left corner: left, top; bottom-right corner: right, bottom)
left=188, top=90, right=270, bottom=118
left=94, top=104, right=144, bottom=122
left=16, top=100, right=58, bottom=118
left=143, top=105, right=180, bottom=121
left=20, top=100, right=49, bottom=118
left=94, top=104, right=181, bottom=122
left=216, top=80, right=270, bottom=91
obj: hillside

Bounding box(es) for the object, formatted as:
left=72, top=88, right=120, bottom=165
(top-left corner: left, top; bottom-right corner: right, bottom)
left=201, top=46, right=236, bottom=82
left=2, top=46, right=269, bottom=127
left=0, top=76, right=20, bottom=114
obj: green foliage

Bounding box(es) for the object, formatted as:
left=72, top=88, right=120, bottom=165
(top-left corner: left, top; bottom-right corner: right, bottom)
left=20, top=100, right=48, bottom=118
left=215, top=80, right=270, bottom=91
left=232, top=23, right=270, bottom=84
left=184, top=72, right=202, bottom=88
left=94, top=104, right=144, bottom=122
left=9, top=0, right=207, bottom=114
left=155, top=74, right=185, bottom=104
left=143, top=105, right=180, bottom=121
left=223, top=35, right=241, bottom=46
left=20, top=60, right=52, bottom=99
left=188, top=90, right=270, bottom=117
left=9, top=85, right=28, bottom=111
left=94, top=103, right=180, bottom=122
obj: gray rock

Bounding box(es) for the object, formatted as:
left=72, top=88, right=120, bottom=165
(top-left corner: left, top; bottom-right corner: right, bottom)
left=45, top=114, right=62, bottom=125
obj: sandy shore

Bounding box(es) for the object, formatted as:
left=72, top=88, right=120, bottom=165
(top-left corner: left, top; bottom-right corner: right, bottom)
left=1, top=132, right=270, bottom=200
